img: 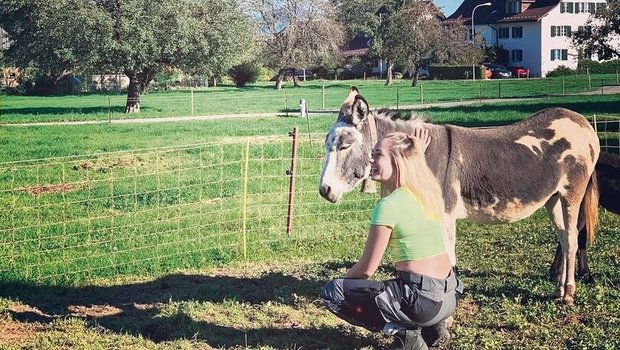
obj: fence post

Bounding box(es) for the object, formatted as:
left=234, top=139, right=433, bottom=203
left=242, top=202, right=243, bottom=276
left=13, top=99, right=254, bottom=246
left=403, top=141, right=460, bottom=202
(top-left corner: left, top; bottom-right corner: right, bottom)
left=396, top=88, right=400, bottom=110
left=241, top=139, right=250, bottom=260
left=562, top=79, right=566, bottom=95
left=285, top=90, right=288, bottom=117
left=419, top=85, right=424, bottom=104
left=588, top=68, right=592, bottom=89
left=286, top=128, right=298, bottom=236
left=498, top=82, right=501, bottom=98
left=322, top=85, right=325, bottom=109
left=108, top=97, right=112, bottom=123
left=190, top=89, right=194, bottom=115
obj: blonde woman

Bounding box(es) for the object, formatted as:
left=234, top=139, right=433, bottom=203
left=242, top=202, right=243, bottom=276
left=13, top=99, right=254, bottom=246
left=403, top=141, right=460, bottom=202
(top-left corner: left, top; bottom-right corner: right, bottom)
left=321, top=129, right=462, bottom=350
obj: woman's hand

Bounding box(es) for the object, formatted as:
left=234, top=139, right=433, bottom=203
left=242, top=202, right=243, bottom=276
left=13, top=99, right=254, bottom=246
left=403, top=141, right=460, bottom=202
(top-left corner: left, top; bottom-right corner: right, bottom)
left=410, top=128, right=431, bottom=154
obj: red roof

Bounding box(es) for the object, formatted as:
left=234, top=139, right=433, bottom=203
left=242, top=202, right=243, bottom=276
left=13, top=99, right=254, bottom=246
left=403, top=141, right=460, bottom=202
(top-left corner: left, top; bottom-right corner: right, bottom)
left=443, top=0, right=560, bottom=25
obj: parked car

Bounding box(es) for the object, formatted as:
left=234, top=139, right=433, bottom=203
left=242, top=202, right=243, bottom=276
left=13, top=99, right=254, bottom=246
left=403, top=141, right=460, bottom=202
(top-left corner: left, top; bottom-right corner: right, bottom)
left=509, top=66, right=529, bottom=78
left=484, top=64, right=512, bottom=79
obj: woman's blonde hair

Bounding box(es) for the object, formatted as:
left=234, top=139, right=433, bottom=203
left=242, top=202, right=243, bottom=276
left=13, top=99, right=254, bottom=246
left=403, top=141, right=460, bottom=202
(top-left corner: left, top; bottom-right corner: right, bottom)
left=380, top=132, right=445, bottom=219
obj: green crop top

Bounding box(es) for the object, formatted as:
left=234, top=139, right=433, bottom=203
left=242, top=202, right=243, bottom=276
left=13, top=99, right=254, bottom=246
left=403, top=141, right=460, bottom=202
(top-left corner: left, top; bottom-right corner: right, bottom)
left=370, top=187, right=446, bottom=262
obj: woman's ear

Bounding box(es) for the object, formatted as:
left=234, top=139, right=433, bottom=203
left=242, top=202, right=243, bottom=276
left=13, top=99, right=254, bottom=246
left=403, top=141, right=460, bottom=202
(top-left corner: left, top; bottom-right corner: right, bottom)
left=351, top=95, right=369, bottom=127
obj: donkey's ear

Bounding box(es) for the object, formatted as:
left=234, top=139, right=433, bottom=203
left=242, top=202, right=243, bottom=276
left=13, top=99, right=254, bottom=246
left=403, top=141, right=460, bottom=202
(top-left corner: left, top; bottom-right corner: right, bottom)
left=351, top=95, right=369, bottom=127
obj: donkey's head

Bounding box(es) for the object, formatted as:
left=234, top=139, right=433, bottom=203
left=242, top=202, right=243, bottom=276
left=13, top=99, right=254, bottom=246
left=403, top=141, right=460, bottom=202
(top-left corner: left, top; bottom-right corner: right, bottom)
left=319, top=86, right=374, bottom=203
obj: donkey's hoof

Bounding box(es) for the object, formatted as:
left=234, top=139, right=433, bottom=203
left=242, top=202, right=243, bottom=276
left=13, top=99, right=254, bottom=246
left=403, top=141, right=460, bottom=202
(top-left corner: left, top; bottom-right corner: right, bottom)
left=562, top=296, right=575, bottom=306
left=552, top=288, right=564, bottom=300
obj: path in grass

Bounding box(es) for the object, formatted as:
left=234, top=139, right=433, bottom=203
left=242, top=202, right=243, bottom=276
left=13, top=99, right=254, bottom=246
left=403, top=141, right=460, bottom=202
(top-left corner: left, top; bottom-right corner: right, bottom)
left=5, top=85, right=619, bottom=127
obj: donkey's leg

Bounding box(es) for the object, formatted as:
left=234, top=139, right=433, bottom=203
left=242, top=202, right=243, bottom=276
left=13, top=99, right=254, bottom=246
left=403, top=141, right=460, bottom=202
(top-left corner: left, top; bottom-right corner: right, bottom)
left=545, top=194, right=568, bottom=300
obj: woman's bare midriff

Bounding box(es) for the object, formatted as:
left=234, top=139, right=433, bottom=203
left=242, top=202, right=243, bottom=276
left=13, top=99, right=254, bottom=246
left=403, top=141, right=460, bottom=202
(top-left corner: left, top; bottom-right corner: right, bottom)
left=394, top=252, right=453, bottom=279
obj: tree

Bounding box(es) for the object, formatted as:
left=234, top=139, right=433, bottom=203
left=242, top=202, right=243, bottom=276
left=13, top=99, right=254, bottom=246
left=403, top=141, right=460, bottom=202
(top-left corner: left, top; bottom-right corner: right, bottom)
left=247, top=0, right=346, bottom=90
left=0, top=0, right=253, bottom=112
left=0, top=0, right=111, bottom=94
left=95, top=0, right=253, bottom=112
left=572, top=1, right=620, bottom=60
left=382, top=1, right=475, bottom=86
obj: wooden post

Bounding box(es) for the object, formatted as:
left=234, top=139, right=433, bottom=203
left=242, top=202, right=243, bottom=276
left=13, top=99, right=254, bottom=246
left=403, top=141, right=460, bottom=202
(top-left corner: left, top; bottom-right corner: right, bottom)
left=396, top=88, right=400, bottom=110
left=322, top=85, right=325, bottom=109
left=363, top=72, right=367, bottom=81
left=286, top=128, right=298, bottom=236
left=588, top=67, right=592, bottom=89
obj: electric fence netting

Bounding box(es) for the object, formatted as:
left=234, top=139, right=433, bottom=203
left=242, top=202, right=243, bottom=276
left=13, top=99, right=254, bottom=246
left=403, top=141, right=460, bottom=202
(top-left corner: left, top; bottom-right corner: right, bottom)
left=0, top=133, right=378, bottom=286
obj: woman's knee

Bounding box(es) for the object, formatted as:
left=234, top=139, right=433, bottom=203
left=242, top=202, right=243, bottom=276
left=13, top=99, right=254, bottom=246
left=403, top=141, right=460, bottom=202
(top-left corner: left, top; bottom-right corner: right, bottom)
left=320, top=279, right=345, bottom=304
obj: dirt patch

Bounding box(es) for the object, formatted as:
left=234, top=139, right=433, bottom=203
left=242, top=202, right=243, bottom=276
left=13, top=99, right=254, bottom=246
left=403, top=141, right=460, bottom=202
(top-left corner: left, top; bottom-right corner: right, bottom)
left=67, top=304, right=123, bottom=318
left=0, top=319, right=38, bottom=345
left=73, top=155, right=146, bottom=172
left=21, top=183, right=76, bottom=196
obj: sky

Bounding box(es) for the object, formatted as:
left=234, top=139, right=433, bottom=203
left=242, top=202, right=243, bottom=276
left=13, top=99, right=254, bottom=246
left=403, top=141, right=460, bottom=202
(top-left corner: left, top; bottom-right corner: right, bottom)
left=434, top=0, right=460, bottom=17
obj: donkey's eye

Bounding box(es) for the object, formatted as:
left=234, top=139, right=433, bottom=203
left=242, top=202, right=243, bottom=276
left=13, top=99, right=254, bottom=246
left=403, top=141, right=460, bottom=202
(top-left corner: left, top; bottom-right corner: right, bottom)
left=339, top=143, right=352, bottom=150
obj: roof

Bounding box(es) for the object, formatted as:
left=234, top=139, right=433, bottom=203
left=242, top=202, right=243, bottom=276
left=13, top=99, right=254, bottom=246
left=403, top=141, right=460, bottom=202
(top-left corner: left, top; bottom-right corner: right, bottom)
left=443, top=0, right=560, bottom=25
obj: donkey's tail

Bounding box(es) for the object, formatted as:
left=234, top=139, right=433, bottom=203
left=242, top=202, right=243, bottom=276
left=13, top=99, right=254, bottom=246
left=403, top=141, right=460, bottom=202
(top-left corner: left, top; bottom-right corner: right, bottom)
left=583, top=170, right=599, bottom=244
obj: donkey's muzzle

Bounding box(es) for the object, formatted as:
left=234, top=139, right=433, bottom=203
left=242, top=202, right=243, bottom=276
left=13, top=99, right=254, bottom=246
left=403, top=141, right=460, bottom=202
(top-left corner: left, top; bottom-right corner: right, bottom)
left=319, top=184, right=338, bottom=203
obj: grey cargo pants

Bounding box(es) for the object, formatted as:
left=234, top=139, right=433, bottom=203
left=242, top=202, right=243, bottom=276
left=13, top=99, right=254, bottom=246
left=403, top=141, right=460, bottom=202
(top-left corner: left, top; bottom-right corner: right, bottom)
left=320, top=270, right=462, bottom=332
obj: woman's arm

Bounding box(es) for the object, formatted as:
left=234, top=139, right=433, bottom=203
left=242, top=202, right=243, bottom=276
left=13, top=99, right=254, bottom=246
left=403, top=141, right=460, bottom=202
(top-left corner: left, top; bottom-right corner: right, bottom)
left=344, top=224, right=392, bottom=279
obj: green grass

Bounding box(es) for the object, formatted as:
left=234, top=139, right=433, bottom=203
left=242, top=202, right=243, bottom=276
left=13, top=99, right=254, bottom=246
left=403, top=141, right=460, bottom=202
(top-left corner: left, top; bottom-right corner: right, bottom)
left=0, top=91, right=619, bottom=349
left=1, top=74, right=618, bottom=124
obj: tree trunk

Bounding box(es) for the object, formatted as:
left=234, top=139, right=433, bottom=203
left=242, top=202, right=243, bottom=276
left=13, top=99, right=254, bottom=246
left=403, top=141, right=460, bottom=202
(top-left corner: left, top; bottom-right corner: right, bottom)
left=292, top=68, right=300, bottom=87
left=125, top=76, right=141, bottom=113
left=212, top=76, right=217, bottom=87
left=411, top=66, right=419, bottom=87
left=385, top=62, right=393, bottom=86
left=275, top=68, right=286, bottom=90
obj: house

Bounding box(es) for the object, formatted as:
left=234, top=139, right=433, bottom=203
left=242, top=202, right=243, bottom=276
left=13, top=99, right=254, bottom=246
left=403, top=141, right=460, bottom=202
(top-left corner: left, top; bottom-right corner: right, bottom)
left=444, top=0, right=611, bottom=77
left=342, top=1, right=445, bottom=77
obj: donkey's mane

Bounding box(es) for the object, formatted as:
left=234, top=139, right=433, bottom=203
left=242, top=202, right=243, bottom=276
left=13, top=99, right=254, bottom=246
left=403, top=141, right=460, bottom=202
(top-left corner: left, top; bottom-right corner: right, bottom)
left=373, top=108, right=428, bottom=129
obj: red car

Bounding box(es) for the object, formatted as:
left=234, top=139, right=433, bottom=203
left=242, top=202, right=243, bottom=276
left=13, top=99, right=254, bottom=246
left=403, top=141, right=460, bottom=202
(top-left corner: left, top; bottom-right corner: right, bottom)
left=510, top=66, right=529, bottom=78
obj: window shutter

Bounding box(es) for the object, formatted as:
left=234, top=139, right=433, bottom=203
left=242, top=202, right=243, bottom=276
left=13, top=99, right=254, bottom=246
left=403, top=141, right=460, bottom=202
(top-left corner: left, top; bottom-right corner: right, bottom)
left=567, top=2, right=573, bottom=13
left=560, top=3, right=565, bottom=13
left=567, top=26, right=572, bottom=36
left=551, top=50, right=555, bottom=61
left=562, top=50, right=568, bottom=60
left=551, top=26, right=556, bottom=37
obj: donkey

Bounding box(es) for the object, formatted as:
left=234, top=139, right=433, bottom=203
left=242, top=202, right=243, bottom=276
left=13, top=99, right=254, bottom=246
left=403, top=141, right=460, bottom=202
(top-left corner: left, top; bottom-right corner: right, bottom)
left=319, top=87, right=599, bottom=305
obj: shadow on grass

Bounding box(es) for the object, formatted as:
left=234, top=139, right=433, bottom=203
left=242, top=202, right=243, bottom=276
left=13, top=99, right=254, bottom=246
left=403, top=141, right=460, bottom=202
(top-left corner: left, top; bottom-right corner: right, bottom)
left=0, top=266, right=379, bottom=348
left=3, top=106, right=128, bottom=116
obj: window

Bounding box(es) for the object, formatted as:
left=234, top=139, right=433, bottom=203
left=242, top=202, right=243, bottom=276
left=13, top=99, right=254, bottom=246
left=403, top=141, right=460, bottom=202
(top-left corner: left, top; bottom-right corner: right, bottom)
left=575, top=2, right=586, bottom=13
left=551, top=26, right=572, bottom=37
left=578, top=25, right=592, bottom=34
left=506, top=0, right=521, bottom=14
left=512, top=26, right=523, bottom=38
left=587, top=2, right=595, bottom=13
left=499, top=27, right=510, bottom=39
left=551, top=49, right=569, bottom=61
left=560, top=2, right=574, bottom=13
left=559, top=25, right=572, bottom=36
left=512, top=49, right=523, bottom=62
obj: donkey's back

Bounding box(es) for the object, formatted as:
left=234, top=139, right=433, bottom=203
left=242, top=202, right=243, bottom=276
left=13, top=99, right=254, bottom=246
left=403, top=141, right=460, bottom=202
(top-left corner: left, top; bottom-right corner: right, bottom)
left=440, top=107, right=599, bottom=224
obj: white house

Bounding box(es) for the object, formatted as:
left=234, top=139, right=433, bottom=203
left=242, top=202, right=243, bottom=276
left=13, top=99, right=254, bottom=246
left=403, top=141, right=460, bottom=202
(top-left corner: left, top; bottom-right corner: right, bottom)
left=444, top=0, right=610, bottom=77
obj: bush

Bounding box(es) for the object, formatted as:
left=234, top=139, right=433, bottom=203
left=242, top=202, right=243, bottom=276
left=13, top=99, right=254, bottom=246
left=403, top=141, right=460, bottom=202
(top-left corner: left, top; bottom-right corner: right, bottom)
left=578, top=59, right=620, bottom=74
left=257, top=66, right=275, bottom=82
left=230, top=63, right=261, bottom=87
left=546, top=65, right=576, bottom=77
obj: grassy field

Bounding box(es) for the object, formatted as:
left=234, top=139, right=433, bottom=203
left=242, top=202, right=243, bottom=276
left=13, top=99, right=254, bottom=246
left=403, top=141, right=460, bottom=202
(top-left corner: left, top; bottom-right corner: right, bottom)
left=1, top=74, right=618, bottom=124
left=0, top=90, right=619, bottom=349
